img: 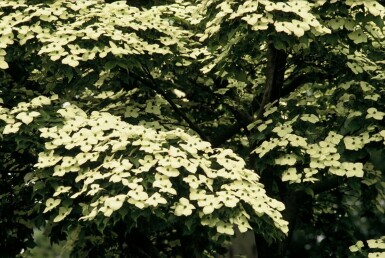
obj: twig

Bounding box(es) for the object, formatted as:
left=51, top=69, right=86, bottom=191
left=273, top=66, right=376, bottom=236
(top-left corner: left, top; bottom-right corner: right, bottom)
left=135, top=67, right=209, bottom=141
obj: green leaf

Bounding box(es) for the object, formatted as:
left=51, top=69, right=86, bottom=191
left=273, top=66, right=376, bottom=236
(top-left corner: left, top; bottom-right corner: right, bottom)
left=105, top=61, right=117, bottom=71
left=274, top=40, right=286, bottom=50
left=367, top=147, right=385, bottom=171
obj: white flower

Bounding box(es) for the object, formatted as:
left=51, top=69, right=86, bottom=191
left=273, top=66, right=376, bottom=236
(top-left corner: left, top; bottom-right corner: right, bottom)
left=127, top=186, right=148, bottom=201
left=319, top=141, right=337, bottom=154
left=367, top=238, right=385, bottom=249
left=15, top=111, right=40, bottom=124
left=183, top=175, right=200, bottom=189
left=145, top=193, right=167, bottom=207
left=272, top=124, right=293, bottom=137
left=35, top=151, right=62, bottom=168
left=349, top=240, right=363, bottom=252
left=189, top=189, right=207, bottom=201
left=366, top=107, right=385, bottom=120
left=282, top=168, right=301, bottom=183
left=53, top=186, right=71, bottom=197
left=39, top=127, right=58, bottom=138
left=217, top=191, right=239, bottom=208
left=43, top=198, right=61, bottom=213
left=342, top=162, right=364, bottom=177
left=87, top=184, right=102, bottom=196
left=53, top=207, right=72, bottom=222
left=253, top=138, right=279, bottom=157
left=275, top=154, right=297, bottom=166
left=198, top=195, right=223, bottom=214
left=233, top=216, right=252, bottom=233
left=216, top=221, right=234, bottom=235
left=286, top=134, right=307, bottom=147
left=323, top=153, right=340, bottom=167
left=156, top=166, right=180, bottom=177
left=344, top=136, right=365, bottom=150
left=325, top=131, right=343, bottom=145
left=174, top=197, right=195, bottom=216
left=99, top=195, right=125, bottom=217
left=3, top=122, right=22, bottom=134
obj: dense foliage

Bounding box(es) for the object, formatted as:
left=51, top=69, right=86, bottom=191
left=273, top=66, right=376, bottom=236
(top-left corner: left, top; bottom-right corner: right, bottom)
left=0, top=0, right=384, bottom=257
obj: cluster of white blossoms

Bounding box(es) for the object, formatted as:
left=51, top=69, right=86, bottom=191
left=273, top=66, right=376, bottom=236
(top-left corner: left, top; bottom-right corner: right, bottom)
left=0, top=0, right=290, bottom=241
left=195, top=0, right=334, bottom=74
left=350, top=236, right=385, bottom=258
left=9, top=102, right=288, bottom=236
left=0, top=95, right=57, bottom=134
left=252, top=79, right=385, bottom=184
left=0, top=0, right=209, bottom=70
left=197, top=0, right=332, bottom=41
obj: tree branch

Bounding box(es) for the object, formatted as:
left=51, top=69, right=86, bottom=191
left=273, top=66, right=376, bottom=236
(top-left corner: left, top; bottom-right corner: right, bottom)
left=252, top=44, right=288, bottom=258
left=209, top=101, right=253, bottom=147
left=281, top=70, right=334, bottom=97
left=131, top=69, right=209, bottom=141
left=311, top=176, right=344, bottom=195
left=255, top=44, right=287, bottom=120
left=186, top=78, right=255, bottom=147
left=211, top=123, right=243, bottom=148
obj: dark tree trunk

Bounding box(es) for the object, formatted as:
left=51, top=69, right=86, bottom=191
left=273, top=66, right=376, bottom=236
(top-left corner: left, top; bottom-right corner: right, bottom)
left=251, top=43, right=289, bottom=258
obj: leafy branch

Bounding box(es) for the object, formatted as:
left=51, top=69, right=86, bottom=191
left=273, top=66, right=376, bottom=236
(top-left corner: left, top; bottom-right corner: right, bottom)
left=135, top=67, right=209, bottom=141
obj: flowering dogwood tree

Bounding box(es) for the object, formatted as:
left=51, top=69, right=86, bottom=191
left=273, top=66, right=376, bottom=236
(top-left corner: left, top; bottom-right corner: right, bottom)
left=0, top=0, right=384, bottom=257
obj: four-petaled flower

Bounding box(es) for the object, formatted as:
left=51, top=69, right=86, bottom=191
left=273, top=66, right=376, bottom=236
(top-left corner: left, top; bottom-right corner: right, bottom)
left=367, top=238, right=385, bottom=249
left=272, top=124, right=293, bottom=137
left=344, top=135, right=367, bottom=151
left=3, top=122, right=22, bottom=134
left=366, top=107, right=385, bottom=120
left=275, top=154, right=297, bottom=166
left=216, top=221, right=234, bottom=235
left=282, top=168, right=301, bottom=183
left=174, top=197, right=195, bottom=216
left=197, top=195, right=223, bottom=214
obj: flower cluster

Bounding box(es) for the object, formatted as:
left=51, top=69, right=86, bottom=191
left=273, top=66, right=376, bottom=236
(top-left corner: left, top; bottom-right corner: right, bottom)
left=0, top=0, right=208, bottom=70
left=252, top=80, right=385, bottom=183
left=29, top=103, right=288, bottom=236
left=0, top=95, right=58, bottom=134
left=350, top=236, right=385, bottom=258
